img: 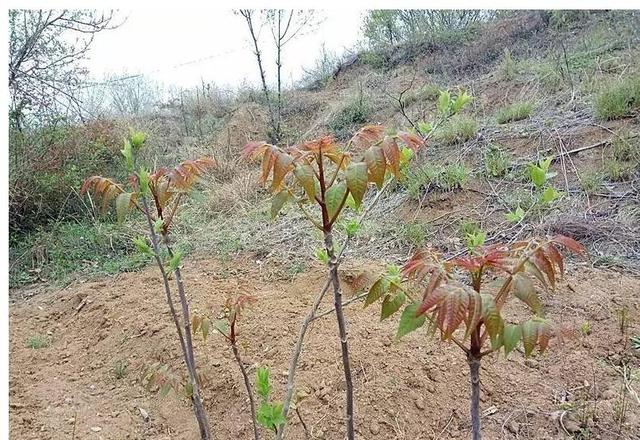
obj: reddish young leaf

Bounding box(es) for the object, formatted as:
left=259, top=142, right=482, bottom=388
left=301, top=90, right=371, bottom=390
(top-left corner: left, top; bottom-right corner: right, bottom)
left=397, top=131, right=424, bottom=150
left=543, top=243, right=564, bottom=276
left=552, top=235, right=587, bottom=255
left=242, top=141, right=269, bottom=159
left=349, top=125, right=385, bottom=149
left=382, top=137, right=400, bottom=177
left=416, top=286, right=447, bottom=316
left=364, top=146, right=386, bottom=189
left=271, top=152, right=294, bottom=191
left=532, top=249, right=555, bottom=289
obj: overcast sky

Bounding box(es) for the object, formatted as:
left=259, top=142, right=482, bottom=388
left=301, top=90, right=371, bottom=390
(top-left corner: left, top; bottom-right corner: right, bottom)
left=85, top=9, right=365, bottom=90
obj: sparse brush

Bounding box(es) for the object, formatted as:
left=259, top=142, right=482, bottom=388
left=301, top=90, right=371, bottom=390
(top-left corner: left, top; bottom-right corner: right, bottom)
left=27, top=334, right=51, bottom=349
left=405, top=163, right=441, bottom=199
left=499, top=48, right=518, bottom=81
left=580, top=171, right=603, bottom=195
left=496, top=102, right=533, bottom=124
left=605, top=159, right=635, bottom=182
left=328, top=91, right=371, bottom=139
left=400, top=221, right=431, bottom=248
left=483, top=145, right=510, bottom=177
left=611, top=130, right=640, bottom=163
left=594, top=75, right=640, bottom=120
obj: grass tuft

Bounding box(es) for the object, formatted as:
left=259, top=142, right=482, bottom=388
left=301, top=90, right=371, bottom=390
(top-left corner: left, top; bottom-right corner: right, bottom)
left=27, top=334, right=51, bottom=349
left=496, top=102, right=533, bottom=124
left=594, top=75, right=640, bottom=120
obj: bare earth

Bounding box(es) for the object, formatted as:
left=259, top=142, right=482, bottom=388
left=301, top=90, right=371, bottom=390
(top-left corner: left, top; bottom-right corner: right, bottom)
left=9, top=257, right=640, bottom=440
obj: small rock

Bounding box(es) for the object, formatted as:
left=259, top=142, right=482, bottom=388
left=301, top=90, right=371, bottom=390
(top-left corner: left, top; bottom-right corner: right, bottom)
left=524, top=359, right=539, bottom=369
left=506, top=421, right=519, bottom=434
left=315, top=429, right=325, bottom=439
left=90, top=426, right=102, bottom=432
left=414, top=396, right=426, bottom=410
left=139, top=407, right=150, bottom=422
left=281, top=370, right=288, bottom=377
left=426, top=384, right=435, bottom=393
left=369, top=420, right=380, bottom=435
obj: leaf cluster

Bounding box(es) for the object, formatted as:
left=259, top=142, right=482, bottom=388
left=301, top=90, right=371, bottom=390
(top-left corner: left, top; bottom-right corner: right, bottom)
left=242, top=125, right=423, bottom=229
left=365, top=235, right=586, bottom=357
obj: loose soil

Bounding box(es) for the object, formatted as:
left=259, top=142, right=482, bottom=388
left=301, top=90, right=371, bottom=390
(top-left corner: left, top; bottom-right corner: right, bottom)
left=9, top=256, right=640, bottom=440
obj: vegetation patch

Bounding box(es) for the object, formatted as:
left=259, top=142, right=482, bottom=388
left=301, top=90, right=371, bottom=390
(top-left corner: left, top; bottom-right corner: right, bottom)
left=435, top=115, right=477, bottom=145
left=496, top=101, right=533, bottom=124
left=594, top=75, right=640, bottom=120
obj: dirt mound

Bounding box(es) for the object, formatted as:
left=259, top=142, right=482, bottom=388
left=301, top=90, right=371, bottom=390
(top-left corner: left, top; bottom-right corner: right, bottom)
left=9, top=256, right=640, bottom=439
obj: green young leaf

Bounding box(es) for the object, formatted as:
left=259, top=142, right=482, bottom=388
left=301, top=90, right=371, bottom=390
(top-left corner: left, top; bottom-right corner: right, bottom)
left=364, top=277, right=390, bottom=307
left=540, top=186, right=561, bottom=204
left=121, top=140, right=134, bottom=171
left=153, top=218, right=164, bottom=234
left=381, top=291, right=406, bottom=320
left=168, top=251, right=183, bottom=271
left=528, top=164, right=546, bottom=188
left=293, top=164, right=316, bottom=201
left=452, top=90, right=472, bottom=114
left=256, top=367, right=271, bottom=400
left=257, top=402, right=286, bottom=432
left=138, top=167, right=150, bottom=196
left=213, top=319, right=229, bottom=337
left=503, top=324, right=522, bottom=356
left=512, top=273, right=541, bottom=313
left=159, top=382, right=172, bottom=397
left=315, top=248, right=329, bottom=264
left=417, top=121, right=432, bottom=136
left=505, top=206, right=525, bottom=223
left=345, top=162, right=368, bottom=208
left=325, top=181, right=348, bottom=221
left=521, top=320, right=539, bottom=357
left=539, top=156, right=553, bottom=173
left=270, top=190, right=290, bottom=219
left=437, top=90, right=452, bottom=115
left=133, top=237, right=152, bottom=255
left=465, top=230, right=486, bottom=251
left=481, top=294, right=503, bottom=340
left=344, top=219, right=360, bottom=238
left=396, top=303, right=426, bottom=339
left=130, top=131, right=147, bottom=149
left=115, top=192, right=134, bottom=224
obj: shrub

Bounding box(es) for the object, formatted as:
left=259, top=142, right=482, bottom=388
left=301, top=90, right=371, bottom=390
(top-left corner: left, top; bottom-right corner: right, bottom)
left=113, top=360, right=128, bottom=379
left=483, top=144, right=510, bottom=177
left=496, top=102, right=533, bottom=124
left=405, top=162, right=470, bottom=197
left=612, top=130, right=640, bottom=163
left=328, top=93, right=371, bottom=139
left=594, top=75, right=640, bottom=120
left=436, top=115, right=477, bottom=145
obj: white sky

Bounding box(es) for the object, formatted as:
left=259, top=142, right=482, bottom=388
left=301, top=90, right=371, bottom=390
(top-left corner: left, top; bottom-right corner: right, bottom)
left=86, top=9, right=365, bottom=90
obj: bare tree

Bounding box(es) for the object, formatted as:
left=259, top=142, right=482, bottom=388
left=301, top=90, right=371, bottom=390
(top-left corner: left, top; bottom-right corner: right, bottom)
left=106, top=73, right=161, bottom=117
left=237, top=9, right=319, bottom=144
left=8, top=9, right=118, bottom=128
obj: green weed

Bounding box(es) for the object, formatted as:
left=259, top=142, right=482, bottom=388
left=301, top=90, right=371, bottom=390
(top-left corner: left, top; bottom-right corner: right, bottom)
left=496, top=102, right=533, bottom=124
left=27, top=334, right=51, bottom=349
left=483, top=145, right=510, bottom=177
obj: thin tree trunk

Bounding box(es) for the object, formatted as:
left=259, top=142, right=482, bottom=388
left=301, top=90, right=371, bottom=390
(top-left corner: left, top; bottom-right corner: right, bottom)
left=140, top=199, right=211, bottom=440
left=232, top=342, right=260, bottom=440
left=276, top=278, right=331, bottom=440
left=324, top=230, right=355, bottom=440
left=467, top=355, right=481, bottom=440
left=164, top=238, right=211, bottom=440
left=240, top=10, right=277, bottom=144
